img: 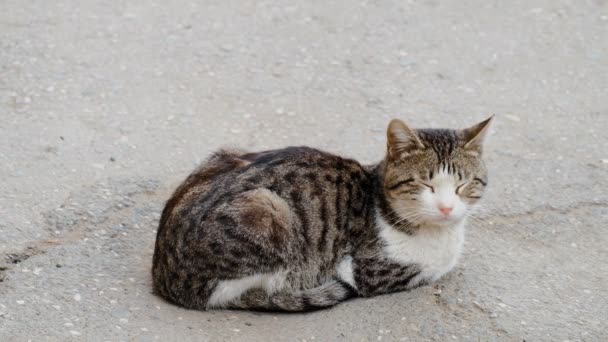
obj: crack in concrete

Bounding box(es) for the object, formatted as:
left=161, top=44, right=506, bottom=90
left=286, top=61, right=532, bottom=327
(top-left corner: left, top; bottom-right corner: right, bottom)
left=0, top=178, right=161, bottom=284
left=0, top=245, right=47, bottom=283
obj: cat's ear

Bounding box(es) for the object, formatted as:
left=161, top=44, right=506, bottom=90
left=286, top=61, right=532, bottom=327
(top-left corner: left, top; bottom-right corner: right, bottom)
left=387, top=119, right=425, bottom=157
left=462, top=115, right=494, bottom=154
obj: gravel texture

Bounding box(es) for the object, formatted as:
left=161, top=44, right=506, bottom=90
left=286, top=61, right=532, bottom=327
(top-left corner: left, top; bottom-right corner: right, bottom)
left=1, top=0, right=607, bottom=341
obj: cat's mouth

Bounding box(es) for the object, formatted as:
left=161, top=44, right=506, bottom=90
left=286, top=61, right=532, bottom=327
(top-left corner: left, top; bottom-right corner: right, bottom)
left=426, top=213, right=466, bottom=225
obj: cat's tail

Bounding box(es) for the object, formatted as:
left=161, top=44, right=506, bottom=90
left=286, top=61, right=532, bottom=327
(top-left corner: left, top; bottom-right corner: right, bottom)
left=226, top=280, right=356, bottom=312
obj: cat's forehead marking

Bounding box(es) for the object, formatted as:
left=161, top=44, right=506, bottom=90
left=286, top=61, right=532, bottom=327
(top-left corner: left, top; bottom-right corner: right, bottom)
left=417, top=129, right=460, bottom=161
left=430, top=167, right=457, bottom=186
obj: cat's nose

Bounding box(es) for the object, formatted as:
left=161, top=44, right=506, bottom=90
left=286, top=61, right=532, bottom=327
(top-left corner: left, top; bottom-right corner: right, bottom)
left=438, top=206, right=453, bottom=216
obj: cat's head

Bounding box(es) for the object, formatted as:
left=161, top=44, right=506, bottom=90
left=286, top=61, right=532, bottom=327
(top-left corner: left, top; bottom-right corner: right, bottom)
left=382, top=116, right=493, bottom=227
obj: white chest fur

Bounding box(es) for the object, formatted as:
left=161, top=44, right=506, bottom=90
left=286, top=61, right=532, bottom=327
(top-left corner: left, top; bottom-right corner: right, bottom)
left=377, top=215, right=465, bottom=282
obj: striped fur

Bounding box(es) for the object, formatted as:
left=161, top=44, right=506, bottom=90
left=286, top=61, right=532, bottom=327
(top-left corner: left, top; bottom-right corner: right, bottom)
left=152, top=117, right=493, bottom=311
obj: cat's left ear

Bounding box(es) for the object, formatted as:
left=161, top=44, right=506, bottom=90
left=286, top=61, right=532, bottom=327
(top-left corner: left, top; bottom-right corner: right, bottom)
left=462, top=115, right=494, bottom=154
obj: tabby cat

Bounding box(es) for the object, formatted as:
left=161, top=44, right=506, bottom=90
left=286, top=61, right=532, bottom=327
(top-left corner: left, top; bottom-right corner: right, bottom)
left=152, top=117, right=493, bottom=311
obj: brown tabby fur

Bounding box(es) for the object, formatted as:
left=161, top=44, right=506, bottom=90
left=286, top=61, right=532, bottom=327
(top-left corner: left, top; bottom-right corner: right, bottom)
left=152, top=118, right=492, bottom=311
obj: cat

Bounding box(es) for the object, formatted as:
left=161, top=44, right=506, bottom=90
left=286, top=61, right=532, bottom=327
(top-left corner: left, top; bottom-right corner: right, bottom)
left=152, top=116, right=493, bottom=311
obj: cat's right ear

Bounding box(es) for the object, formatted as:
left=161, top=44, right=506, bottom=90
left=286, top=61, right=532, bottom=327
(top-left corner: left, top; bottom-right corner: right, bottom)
left=387, top=119, right=425, bottom=157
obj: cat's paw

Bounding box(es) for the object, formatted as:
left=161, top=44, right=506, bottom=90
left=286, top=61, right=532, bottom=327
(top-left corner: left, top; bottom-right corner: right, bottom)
left=336, top=255, right=357, bottom=289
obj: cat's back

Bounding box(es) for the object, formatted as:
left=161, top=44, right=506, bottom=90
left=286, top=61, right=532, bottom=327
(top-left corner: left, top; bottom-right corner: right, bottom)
left=210, top=146, right=371, bottom=194
left=157, top=146, right=372, bottom=234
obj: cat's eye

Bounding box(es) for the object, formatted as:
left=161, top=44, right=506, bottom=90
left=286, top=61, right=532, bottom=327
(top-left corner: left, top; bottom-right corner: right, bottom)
left=387, top=178, right=415, bottom=191
left=473, top=177, right=487, bottom=186
left=455, top=183, right=468, bottom=195
left=420, top=182, right=435, bottom=193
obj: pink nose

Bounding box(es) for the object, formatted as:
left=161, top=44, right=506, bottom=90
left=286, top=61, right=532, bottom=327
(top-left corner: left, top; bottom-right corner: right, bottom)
left=438, top=206, right=453, bottom=216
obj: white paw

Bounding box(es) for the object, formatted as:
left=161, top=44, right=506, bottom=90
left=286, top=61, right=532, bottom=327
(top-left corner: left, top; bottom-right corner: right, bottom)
left=336, top=255, right=357, bottom=289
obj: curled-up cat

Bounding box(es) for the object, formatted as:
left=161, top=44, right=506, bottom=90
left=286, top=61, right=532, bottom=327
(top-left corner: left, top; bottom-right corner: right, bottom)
left=152, top=116, right=493, bottom=311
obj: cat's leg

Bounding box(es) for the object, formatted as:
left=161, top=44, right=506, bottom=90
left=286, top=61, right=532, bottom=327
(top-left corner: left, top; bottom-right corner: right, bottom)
left=224, top=279, right=355, bottom=312
left=337, top=256, right=424, bottom=297
left=206, top=266, right=355, bottom=311
left=203, top=188, right=301, bottom=309
left=206, top=271, right=289, bottom=309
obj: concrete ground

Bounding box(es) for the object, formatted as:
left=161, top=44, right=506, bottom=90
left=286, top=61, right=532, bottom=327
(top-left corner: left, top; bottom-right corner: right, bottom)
left=1, top=0, right=607, bottom=341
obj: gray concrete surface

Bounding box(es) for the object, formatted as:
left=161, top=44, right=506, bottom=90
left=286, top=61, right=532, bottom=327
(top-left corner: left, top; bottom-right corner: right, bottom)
left=1, top=0, right=607, bottom=341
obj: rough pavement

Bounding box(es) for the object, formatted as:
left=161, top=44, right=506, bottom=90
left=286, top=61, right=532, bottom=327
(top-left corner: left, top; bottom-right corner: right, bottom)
left=1, top=0, right=607, bottom=341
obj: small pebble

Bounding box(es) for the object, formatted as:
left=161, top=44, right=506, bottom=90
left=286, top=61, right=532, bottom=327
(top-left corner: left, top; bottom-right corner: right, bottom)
left=33, top=268, right=42, bottom=276
left=16, top=300, right=25, bottom=305
left=74, top=294, right=81, bottom=301
left=70, top=331, right=81, bottom=336
left=498, top=303, right=507, bottom=308
left=141, top=328, right=149, bottom=332
left=505, top=114, right=521, bottom=122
